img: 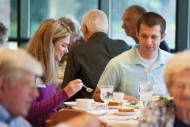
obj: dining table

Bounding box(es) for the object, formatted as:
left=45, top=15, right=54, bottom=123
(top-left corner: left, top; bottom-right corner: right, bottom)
left=64, top=101, right=142, bottom=127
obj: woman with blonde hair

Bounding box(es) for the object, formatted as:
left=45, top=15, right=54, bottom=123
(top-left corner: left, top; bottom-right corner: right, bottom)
left=26, top=18, right=83, bottom=127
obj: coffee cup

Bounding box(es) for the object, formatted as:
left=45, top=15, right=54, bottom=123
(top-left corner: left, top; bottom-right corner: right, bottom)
left=76, top=99, right=94, bottom=108
left=112, top=92, right=124, bottom=101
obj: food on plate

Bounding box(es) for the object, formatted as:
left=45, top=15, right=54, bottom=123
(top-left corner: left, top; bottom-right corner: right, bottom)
left=118, top=107, right=135, bottom=112
left=152, top=95, right=173, bottom=102
left=108, top=101, right=123, bottom=106
left=127, top=101, right=141, bottom=108
left=129, top=101, right=139, bottom=105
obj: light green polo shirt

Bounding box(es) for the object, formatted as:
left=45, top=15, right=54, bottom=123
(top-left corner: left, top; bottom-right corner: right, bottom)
left=97, top=45, right=172, bottom=99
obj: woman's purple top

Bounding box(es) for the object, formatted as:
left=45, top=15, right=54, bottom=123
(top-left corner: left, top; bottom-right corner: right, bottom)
left=26, top=83, right=69, bottom=127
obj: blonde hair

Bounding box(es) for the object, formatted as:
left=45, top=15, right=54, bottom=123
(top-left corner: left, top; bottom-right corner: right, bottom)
left=82, top=9, right=108, bottom=33
left=26, top=19, right=70, bottom=85
left=164, top=50, right=190, bottom=89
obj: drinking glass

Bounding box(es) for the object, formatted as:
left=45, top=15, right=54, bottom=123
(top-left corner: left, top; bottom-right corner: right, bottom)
left=138, top=81, right=153, bottom=107
left=100, top=85, right=113, bottom=108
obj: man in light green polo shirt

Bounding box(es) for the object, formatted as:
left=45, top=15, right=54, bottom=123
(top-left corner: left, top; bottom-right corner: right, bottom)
left=93, top=12, right=172, bottom=102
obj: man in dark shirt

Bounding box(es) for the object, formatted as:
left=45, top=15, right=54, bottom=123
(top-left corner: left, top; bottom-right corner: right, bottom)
left=62, top=9, right=130, bottom=101
left=122, top=5, right=170, bottom=52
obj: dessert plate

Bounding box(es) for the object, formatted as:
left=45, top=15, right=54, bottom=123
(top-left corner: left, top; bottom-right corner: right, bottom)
left=127, top=101, right=141, bottom=108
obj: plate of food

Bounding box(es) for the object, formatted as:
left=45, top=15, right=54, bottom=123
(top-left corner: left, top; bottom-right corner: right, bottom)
left=108, top=101, right=124, bottom=109
left=152, top=95, right=173, bottom=103
left=127, top=101, right=141, bottom=108
left=115, top=107, right=137, bottom=116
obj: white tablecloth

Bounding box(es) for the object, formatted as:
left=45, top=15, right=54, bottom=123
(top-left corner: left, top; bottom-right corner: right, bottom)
left=88, top=108, right=140, bottom=127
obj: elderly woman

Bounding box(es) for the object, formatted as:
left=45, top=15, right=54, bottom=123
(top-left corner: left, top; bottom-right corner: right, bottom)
left=0, top=47, right=42, bottom=127
left=139, top=50, right=190, bottom=127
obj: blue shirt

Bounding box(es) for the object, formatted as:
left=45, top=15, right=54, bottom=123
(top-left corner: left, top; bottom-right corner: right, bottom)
left=0, top=104, right=32, bottom=127
left=97, top=45, right=172, bottom=99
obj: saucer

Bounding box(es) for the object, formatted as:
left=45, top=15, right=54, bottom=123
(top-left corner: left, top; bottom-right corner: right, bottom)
left=64, top=102, right=77, bottom=107
left=87, top=109, right=107, bottom=116
left=108, top=105, right=121, bottom=109
left=72, top=106, right=96, bottom=111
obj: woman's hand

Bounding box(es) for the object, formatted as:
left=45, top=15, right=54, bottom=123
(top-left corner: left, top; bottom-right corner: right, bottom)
left=64, top=79, right=83, bottom=97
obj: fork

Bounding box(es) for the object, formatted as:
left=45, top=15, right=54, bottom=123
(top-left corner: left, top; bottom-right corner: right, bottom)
left=83, top=85, right=93, bottom=92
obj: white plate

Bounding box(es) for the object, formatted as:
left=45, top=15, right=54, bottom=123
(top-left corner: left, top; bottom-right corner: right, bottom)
left=115, top=111, right=137, bottom=116
left=64, top=102, right=77, bottom=107
left=87, top=109, right=107, bottom=116
left=127, top=104, right=141, bottom=108
left=108, top=105, right=122, bottom=109
left=72, top=106, right=96, bottom=111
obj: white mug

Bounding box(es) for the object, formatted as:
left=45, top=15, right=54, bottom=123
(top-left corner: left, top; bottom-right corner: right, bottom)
left=76, top=99, right=94, bottom=108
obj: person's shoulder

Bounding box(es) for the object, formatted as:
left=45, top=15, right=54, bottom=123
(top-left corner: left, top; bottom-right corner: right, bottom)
left=159, top=49, right=173, bottom=60
left=109, top=39, right=131, bottom=51
left=111, top=39, right=129, bottom=45
left=109, top=49, right=131, bottom=64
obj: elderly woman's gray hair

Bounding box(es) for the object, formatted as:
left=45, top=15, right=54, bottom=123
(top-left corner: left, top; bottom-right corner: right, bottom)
left=82, top=9, right=108, bottom=33
left=164, top=50, right=190, bottom=88
left=0, top=22, right=8, bottom=45
left=0, top=47, right=43, bottom=82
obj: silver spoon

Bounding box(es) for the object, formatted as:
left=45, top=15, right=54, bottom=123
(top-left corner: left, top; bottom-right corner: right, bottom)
left=83, top=85, right=93, bottom=92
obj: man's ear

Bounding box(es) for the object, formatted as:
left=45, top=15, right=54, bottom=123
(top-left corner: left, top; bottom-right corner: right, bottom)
left=161, top=32, right=166, bottom=42
left=82, top=25, right=88, bottom=34
left=136, top=30, right=139, bottom=39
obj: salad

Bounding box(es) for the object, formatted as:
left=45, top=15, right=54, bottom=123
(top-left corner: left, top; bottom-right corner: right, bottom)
left=152, top=96, right=173, bottom=102
left=130, top=101, right=139, bottom=105
left=127, top=101, right=141, bottom=108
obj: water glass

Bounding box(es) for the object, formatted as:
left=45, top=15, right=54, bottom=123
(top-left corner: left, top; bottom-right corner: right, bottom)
left=100, top=85, right=113, bottom=108
left=138, top=81, right=153, bottom=107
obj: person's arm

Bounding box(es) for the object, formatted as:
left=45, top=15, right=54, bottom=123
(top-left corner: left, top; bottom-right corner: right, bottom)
left=124, top=95, right=138, bottom=101
left=92, top=87, right=103, bottom=102
left=27, top=87, right=69, bottom=122
left=27, top=80, right=83, bottom=122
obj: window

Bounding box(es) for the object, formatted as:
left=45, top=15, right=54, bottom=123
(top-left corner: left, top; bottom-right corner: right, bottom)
left=30, top=0, right=98, bottom=37
left=0, top=0, right=98, bottom=49
left=111, top=0, right=176, bottom=49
